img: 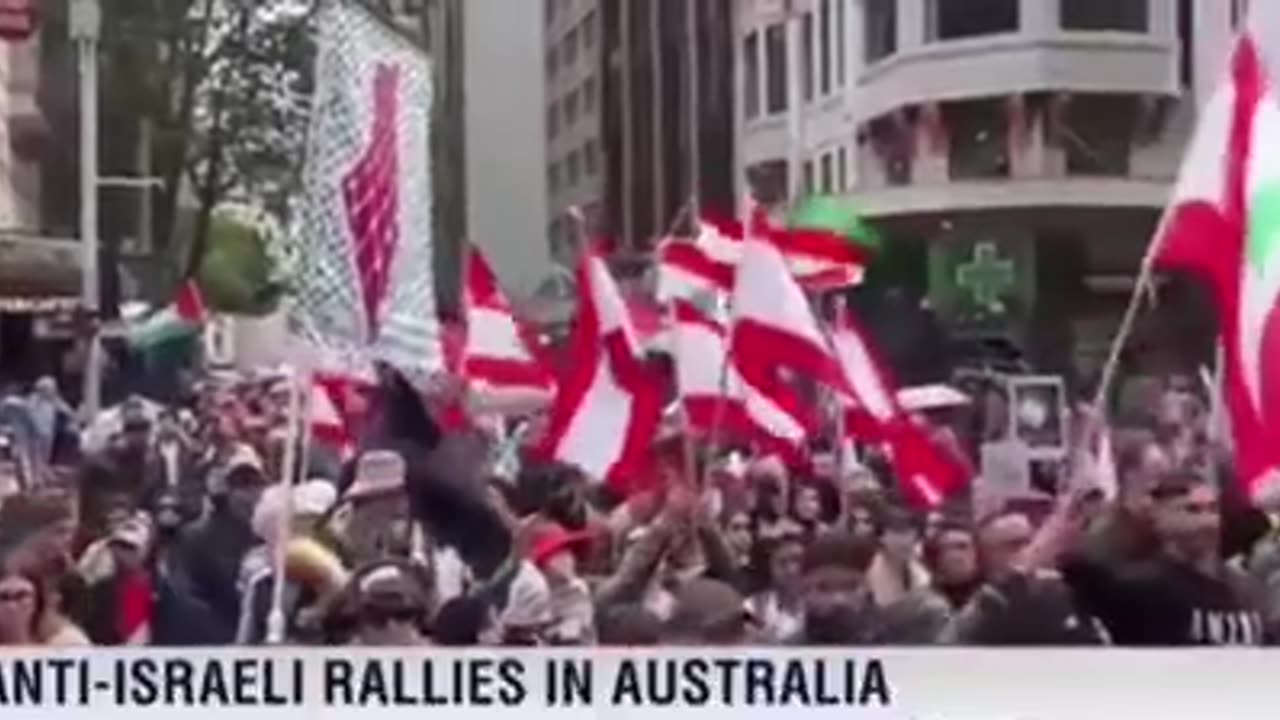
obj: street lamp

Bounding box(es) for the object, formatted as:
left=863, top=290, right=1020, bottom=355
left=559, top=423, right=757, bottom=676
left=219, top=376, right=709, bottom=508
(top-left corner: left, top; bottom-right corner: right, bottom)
left=69, top=0, right=101, bottom=416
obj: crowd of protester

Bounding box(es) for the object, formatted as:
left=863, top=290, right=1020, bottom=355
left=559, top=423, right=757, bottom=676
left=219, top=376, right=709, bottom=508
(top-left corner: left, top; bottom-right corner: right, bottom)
left=0, top=366, right=1278, bottom=649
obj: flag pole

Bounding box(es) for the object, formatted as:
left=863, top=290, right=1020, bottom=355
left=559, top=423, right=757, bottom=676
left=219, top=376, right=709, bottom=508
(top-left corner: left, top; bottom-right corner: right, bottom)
left=1091, top=198, right=1177, bottom=413
left=265, top=363, right=304, bottom=645
left=657, top=199, right=700, bottom=485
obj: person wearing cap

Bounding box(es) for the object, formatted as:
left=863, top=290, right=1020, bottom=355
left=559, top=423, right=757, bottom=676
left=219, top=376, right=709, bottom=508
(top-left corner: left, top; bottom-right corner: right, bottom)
left=83, top=513, right=155, bottom=646
left=174, top=444, right=269, bottom=642
left=235, top=480, right=340, bottom=644
left=329, top=450, right=412, bottom=566
left=342, top=561, right=433, bottom=646
left=527, top=522, right=595, bottom=644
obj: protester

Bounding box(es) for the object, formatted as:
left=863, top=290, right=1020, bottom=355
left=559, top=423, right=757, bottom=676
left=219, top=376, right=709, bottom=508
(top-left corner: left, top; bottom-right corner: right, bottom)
left=0, top=330, right=1270, bottom=655
left=83, top=513, right=154, bottom=645
left=0, top=570, right=41, bottom=646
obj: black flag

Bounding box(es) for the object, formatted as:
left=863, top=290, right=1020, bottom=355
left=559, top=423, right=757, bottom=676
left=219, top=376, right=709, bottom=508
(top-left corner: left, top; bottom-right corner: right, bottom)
left=361, top=367, right=513, bottom=581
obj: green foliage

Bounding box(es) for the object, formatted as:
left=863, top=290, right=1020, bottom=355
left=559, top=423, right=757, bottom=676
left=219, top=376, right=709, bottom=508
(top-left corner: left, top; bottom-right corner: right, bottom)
left=195, top=211, right=283, bottom=315
left=98, top=0, right=318, bottom=259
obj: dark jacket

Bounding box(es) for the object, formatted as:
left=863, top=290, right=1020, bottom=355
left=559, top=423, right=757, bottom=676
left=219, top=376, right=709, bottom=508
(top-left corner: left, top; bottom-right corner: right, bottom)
left=175, top=506, right=257, bottom=642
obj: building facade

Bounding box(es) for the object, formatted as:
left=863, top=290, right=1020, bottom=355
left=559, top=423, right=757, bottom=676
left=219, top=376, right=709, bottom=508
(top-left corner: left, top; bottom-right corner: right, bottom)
left=594, top=0, right=737, bottom=259
left=545, top=0, right=605, bottom=264
left=735, top=0, right=1244, bottom=381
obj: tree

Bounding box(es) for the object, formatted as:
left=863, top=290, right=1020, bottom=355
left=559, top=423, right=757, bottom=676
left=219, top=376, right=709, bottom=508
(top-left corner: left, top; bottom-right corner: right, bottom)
left=183, top=0, right=316, bottom=277
left=96, top=0, right=316, bottom=297
left=196, top=203, right=287, bottom=314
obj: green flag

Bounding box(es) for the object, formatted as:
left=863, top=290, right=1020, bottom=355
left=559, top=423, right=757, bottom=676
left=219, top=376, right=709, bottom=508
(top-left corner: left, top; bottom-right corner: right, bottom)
left=788, top=195, right=883, bottom=253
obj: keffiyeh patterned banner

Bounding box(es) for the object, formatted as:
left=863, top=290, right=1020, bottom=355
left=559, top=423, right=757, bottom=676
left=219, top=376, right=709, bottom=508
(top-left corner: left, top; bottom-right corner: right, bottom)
left=292, top=0, right=440, bottom=379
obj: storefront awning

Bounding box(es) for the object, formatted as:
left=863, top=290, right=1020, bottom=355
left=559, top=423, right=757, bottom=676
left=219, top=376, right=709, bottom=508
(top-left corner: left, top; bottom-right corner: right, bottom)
left=0, top=233, right=81, bottom=312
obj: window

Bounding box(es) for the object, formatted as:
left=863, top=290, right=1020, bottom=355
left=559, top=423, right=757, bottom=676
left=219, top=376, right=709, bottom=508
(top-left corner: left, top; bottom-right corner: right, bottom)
left=744, top=32, right=761, bottom=119
left=584, top=140, right=599, bottom=176
left=1178, top=0, right=1193, bottom=88
left=1232, top=0, right=1250, bottom=28
left=548, top=162, right=561, bottom=193
left=819, top=0, right=832, bottom=95
left=547, top=104, right=559, bottom=138
left=764, top=23, right=789, bottom=114
left=564, top=89, right=580, bottom=125
left=581, top=11, right=597, bottom=51
left=566, top=150, right=581, bottom=185
left=836, top=0, right=846, bottom=86
left=802, top=160, right=815, bottom=195
left=944, top=100, right=1010, bottom=179
left=1063, top=95, right=1136, bottom=176
left=928, top=0, right=1018, bottom=41
left=747, top=160, right=789, bottom=205
left=545, top=0, right=555, bottom=25
left=582, top=77, right=597, bottom=112
left=549, top=219, right=562, bottom=257
left=820, top=153, right=834, bottom=193
left=865, top=0, right=897, bottom=63
left=564, top=27, right=579, bottom=64
left=837, top=147, right=848, bottom=190
left=546, top=47, right=558, bottom=78
left=1060, top=0, right=1148, bottom=32
left=801, top=13, right=815, bottom=102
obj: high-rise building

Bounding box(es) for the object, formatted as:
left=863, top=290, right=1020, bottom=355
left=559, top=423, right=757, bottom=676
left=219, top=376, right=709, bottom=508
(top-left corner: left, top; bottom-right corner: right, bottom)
left=544, top=0, right=604, bottom=265
left=734, top=0, right=1243, bottom=380
left=388, top=0, right=550, bottom=309
left=596, top=0, right=737, bottom=260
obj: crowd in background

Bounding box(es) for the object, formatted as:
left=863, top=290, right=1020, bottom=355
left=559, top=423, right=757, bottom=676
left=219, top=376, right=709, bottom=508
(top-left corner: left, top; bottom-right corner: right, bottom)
left=0, top=365, right=1278, bottom=649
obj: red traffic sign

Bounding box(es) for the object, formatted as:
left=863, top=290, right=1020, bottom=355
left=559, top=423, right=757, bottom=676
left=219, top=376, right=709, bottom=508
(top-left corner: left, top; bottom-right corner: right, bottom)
left=0, top=0, right=38, bottom=42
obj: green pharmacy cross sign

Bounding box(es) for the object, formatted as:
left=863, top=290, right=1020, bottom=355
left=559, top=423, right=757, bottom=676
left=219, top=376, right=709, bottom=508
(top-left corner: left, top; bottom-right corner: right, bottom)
left=955, top=241, right=1015, bottom=309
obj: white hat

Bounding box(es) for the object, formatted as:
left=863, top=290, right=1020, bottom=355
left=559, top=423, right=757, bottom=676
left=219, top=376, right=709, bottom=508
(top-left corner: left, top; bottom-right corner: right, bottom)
left=346, top=450, right=406, bottom=500
left=251, top=480, right=337, bottom=542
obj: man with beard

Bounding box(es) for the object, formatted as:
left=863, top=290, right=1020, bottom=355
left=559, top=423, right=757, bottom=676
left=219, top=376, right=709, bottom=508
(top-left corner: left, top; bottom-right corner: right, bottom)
left=789, top=531, right=877, bottom=645
left=1051, top=472, right=1269, bottom=645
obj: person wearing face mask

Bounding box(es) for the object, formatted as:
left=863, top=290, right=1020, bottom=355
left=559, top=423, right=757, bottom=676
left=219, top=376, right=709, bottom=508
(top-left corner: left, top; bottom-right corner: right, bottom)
left=174, top=444, right=269, bottom=642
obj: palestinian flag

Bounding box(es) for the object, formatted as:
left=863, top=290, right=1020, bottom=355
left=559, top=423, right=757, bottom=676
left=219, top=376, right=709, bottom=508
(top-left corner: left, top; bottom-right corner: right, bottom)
left=126, top=280, right=208, bottom=350
left=1152, top=14, right=1280, bottom=501
left=782, top=195, right=882, bottom=290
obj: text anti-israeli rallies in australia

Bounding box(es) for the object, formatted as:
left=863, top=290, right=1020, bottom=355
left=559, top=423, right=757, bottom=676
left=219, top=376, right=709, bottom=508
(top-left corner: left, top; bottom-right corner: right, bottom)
left=0, top=654, right=892, bottom=710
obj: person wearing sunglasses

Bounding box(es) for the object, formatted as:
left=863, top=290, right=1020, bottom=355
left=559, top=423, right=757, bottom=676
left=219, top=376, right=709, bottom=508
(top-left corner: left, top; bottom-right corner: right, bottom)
left=0, top=570, right=43, bottom=645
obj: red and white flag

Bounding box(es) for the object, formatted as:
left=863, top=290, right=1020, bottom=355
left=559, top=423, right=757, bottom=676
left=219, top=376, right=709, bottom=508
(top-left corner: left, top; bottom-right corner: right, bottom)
left=831, top=309, right=970, bottom=508
left=673, top=301, right=808, bottom=457
left=540, top=249, right=663, bottom=492
left=729, top=214, right=853, bottom=417
left=660, top=215, right=866, bottom=298
left=462, top=245, right=554, bottom=392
